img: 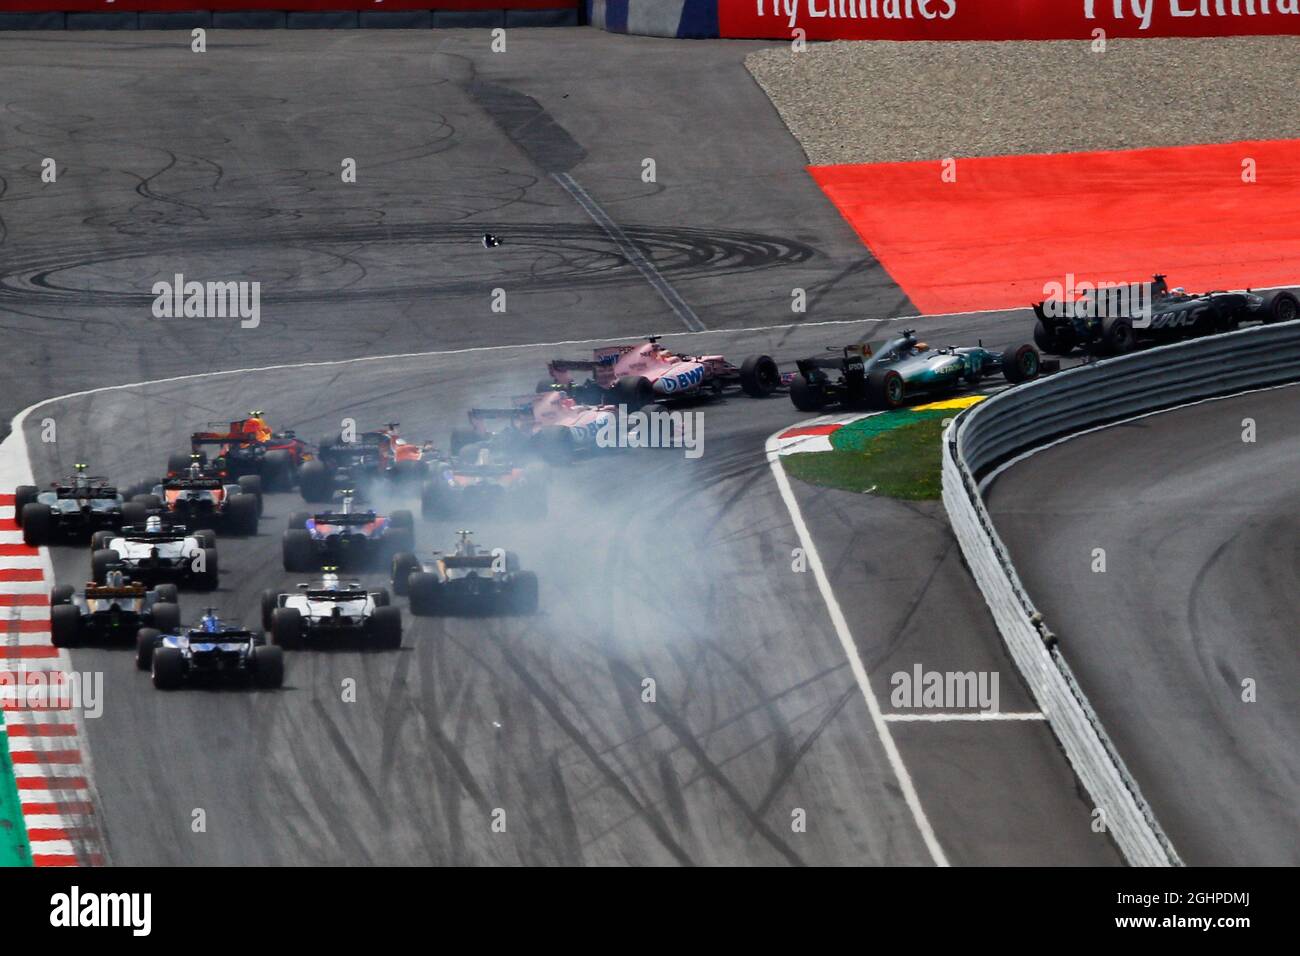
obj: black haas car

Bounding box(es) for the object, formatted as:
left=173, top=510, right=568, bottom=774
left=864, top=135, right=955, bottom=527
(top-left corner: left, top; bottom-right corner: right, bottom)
left=1032, top=274, right=1300, bottom=356
left=15, top=464, right=127, bottom=546
left=390, top=531, right=538, bottom=616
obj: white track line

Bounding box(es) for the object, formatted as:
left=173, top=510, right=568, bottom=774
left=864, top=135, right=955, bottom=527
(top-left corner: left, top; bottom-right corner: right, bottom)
left=884, top=712, right=1046, bottom=722
left=764, top=427, right=949, bottom=867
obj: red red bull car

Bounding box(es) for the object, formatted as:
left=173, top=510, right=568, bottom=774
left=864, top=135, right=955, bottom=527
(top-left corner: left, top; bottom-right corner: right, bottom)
left=169, top=412, right=313, bottom=492
left=542, top=337, right=780, bottom=410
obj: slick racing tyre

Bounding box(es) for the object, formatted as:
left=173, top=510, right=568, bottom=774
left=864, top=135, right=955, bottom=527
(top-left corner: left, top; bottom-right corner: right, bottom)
left=263, top=450, right=294, bottom=491
left=866, top=369, right=905, bottom=409
left=13, top=486, right=38, bottom=524
left=152, top=647, right=186, bottom=690
left=408, top=572, right=443, bottom=616
left=283, top=529, right=316, bottom=572
left=261, top=588, right=280, bottom=631
left=298, top=460, right=333, bottom=504
left=1099, top=317, right=1136, bottom=355
left=271, top=607, right=303, bottom=650
left=739, top=355, right=780, bottom=397
left=20, top=505, right=52, bottom=546
left=49, top=585, right=75, bottom=606
left=613, top=375, right=654, bottom=412
left=1261, top=290, right=1299, bottom=324
left=369, top=606, right=403, bottom=650
left=151, top=602, right=181, bottom=634
left=390, top=552, right=421, bottom=597
left=789, top=375, right=827, bottom=413
left=1000, top=344, right=1042, bottom=384
left=136, top=628, right=161, bottom=670
left=252, top=645, right=285, bottom=689
left=237, top=475, right=264, bottom=514
left=1033, top=320, right=1077, bottom=356
left=509, top=571, right=540, bottom=615
left=226, top=494, right=259, bottom=536
left=50, top=605, right=81, bottom=649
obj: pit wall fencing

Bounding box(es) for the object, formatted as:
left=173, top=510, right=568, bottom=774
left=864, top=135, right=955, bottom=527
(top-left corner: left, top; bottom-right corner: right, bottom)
left=0, top=1, right=580, bottom=29
left=588, top=0, right=1300, bottom=40
left=941, top=318, right=1300, bottom=866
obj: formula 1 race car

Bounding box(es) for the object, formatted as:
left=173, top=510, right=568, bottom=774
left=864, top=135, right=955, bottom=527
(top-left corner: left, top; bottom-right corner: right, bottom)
left=390, top=531, right=538, bottom=615
left=299, top=423, right=433, bottom=503
left=91, top=515, right=219, bottom=590
left=789, top=331, right=1045, bottom=412
left=542, top=337, right=782, bottom=410
left=451, top=392, right=617, bottom=464
left=15, top=464, right=127, bottom=546
left=136, top=610, right=283, bottom=690
left=1031, top=274, right=1300, bottom=356
left=421, top=447, right=548, bottom=519
left=262, top=569, right=402, bottom=650
left=173, top=411, right=313, bottom=492
left=49, top=572, right=181, bottom=648
left=132, top=463, right=260, bottom=535
left=282, top=493, right=415, bottom=571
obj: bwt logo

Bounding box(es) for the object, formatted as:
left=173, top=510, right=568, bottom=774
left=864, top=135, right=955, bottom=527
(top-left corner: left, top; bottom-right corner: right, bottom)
left=151, top=273, right=261, bottom=328
left=1041, top=274, right=1154, bottom=326
left=50, top=886, right=151, bottom=936
left=657, top=366, right=704, bottom=393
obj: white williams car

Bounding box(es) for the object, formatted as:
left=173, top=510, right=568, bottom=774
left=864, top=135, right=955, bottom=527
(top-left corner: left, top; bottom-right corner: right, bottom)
left=91, top=516, right=219, bottom=591
left=262, top=569, right=401, bottom=650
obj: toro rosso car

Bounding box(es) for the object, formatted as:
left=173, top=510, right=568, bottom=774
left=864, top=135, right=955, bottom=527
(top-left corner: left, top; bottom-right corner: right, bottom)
left=91, top=515, right=219, bottom=590
left=421, top=447, right=548, bottom=519
left=133, top=463, right=260, bottom=535
left=299, top=423, right=433, bottom=503
left=136, top=610, right=283, bottom=690
left=790, top=331, right=1045, bottom=412
left=390, top=531, right=538, bottom=615
left=542, top=337, right=781, bottom=410
left=451, top=392, right=616, bottom=464
left=282, top=493, right=415, bottom=571
left=262, top=569, right=402, bottom=650
left=49, top=571, right=181, bottom=648
left=174, top=411, right=312, bottom=491
left=1032, top=274, right=1300, bottom=356
left=15, top=464, right=127, bottom=546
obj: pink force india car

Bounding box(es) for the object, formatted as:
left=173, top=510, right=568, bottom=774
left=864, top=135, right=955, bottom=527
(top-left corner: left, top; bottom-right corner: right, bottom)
left=451, top=391, right=617, bottom=463
left=541, top=336, right=781, bottom=410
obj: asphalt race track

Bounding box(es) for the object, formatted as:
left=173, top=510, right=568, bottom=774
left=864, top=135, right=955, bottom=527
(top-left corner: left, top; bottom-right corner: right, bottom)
left=4, top=30, right=1114, bottom=866
left=987, top=385, right=1300, bottom=866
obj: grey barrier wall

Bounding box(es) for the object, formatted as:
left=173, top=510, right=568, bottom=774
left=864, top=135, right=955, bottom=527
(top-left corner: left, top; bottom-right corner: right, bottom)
left=942, top=318, right=1300, bottom=867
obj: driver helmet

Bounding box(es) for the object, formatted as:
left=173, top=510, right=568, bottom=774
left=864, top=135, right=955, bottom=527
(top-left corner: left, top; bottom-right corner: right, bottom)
left=321, top=571, right=341, bottom=590
left=1171, top=287, right=1186, bottom=296
left=914, top=342, right=929, bottom=352
left=189, top=462, right=202, bottom=478
left=107, top=570, right=125, bottom=588
left=146, top=516, right=163, bottom=534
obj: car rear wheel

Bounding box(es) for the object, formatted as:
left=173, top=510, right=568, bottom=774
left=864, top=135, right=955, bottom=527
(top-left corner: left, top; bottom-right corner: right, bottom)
left=14, top=486, right=38, bottom=525
left=91, top=549, right=117, bottom=585
left=283, top=529, right=315, bottom=573
left=261, top=588, right=281, bottom=631
left=50, top=585, right=75, bottom=606
left=237, top=476, right=264, bottom=514
left=151, top=602, right=181, bottom=634
left=613, top=375, right=654, bottom=412
left=510, top=571, right=539, bottom=615
left=225, top=494, right=259, bottom=536
left=1033, top=320, right=1076, bottom=356
left=789, top=375, right=827, bottom=413
left=739, top=355, right=781, bottom=397
left=1000, top=344, right=1042, bottom=384
left=252, top=645, right=285, bottom=689
left=271, top=607, right=303, bottom=650
left=152, top=646, right=186, bottom=690
left=408, top=572, right=442, bottom=616
left=197, top=548, right=220, bottom=591
left=121, top=502, right=149, bottom=528
left=166, top=453, right=193, bottom=477
left=153, top=583, right=179, bottom=604
left=390, top=553, right=421, bottom=596
left=21, top=504, right=51, bottom=547
left=536, top=426, right=574, bottom=464
left=50, top=605, right=81, bottom=648
left=287, top=510, right=312, bottom=530
left=1262, top=290, right=1299, bottom=324
left=263, top=450, right=294, bottom=491
left=866, top=369, right=905, bottom=409
left=1100, top=317, right=1136, bottom=355
left=136, top=628, right=160, bottom=670
left=298, top=460, right=332, bottom=503
left=369, top=606, right=402, bottom=650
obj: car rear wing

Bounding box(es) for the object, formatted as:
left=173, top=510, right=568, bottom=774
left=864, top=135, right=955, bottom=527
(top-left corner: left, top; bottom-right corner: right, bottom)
left=467, top=403, right=535, bottom=431
left=85, top=585, right=147, bottom=599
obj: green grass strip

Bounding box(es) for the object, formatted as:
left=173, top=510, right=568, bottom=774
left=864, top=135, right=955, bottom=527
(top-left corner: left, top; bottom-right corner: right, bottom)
left=0, top=714, right=33, bottom=866
left=784, top=414, right=948, bottom=500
